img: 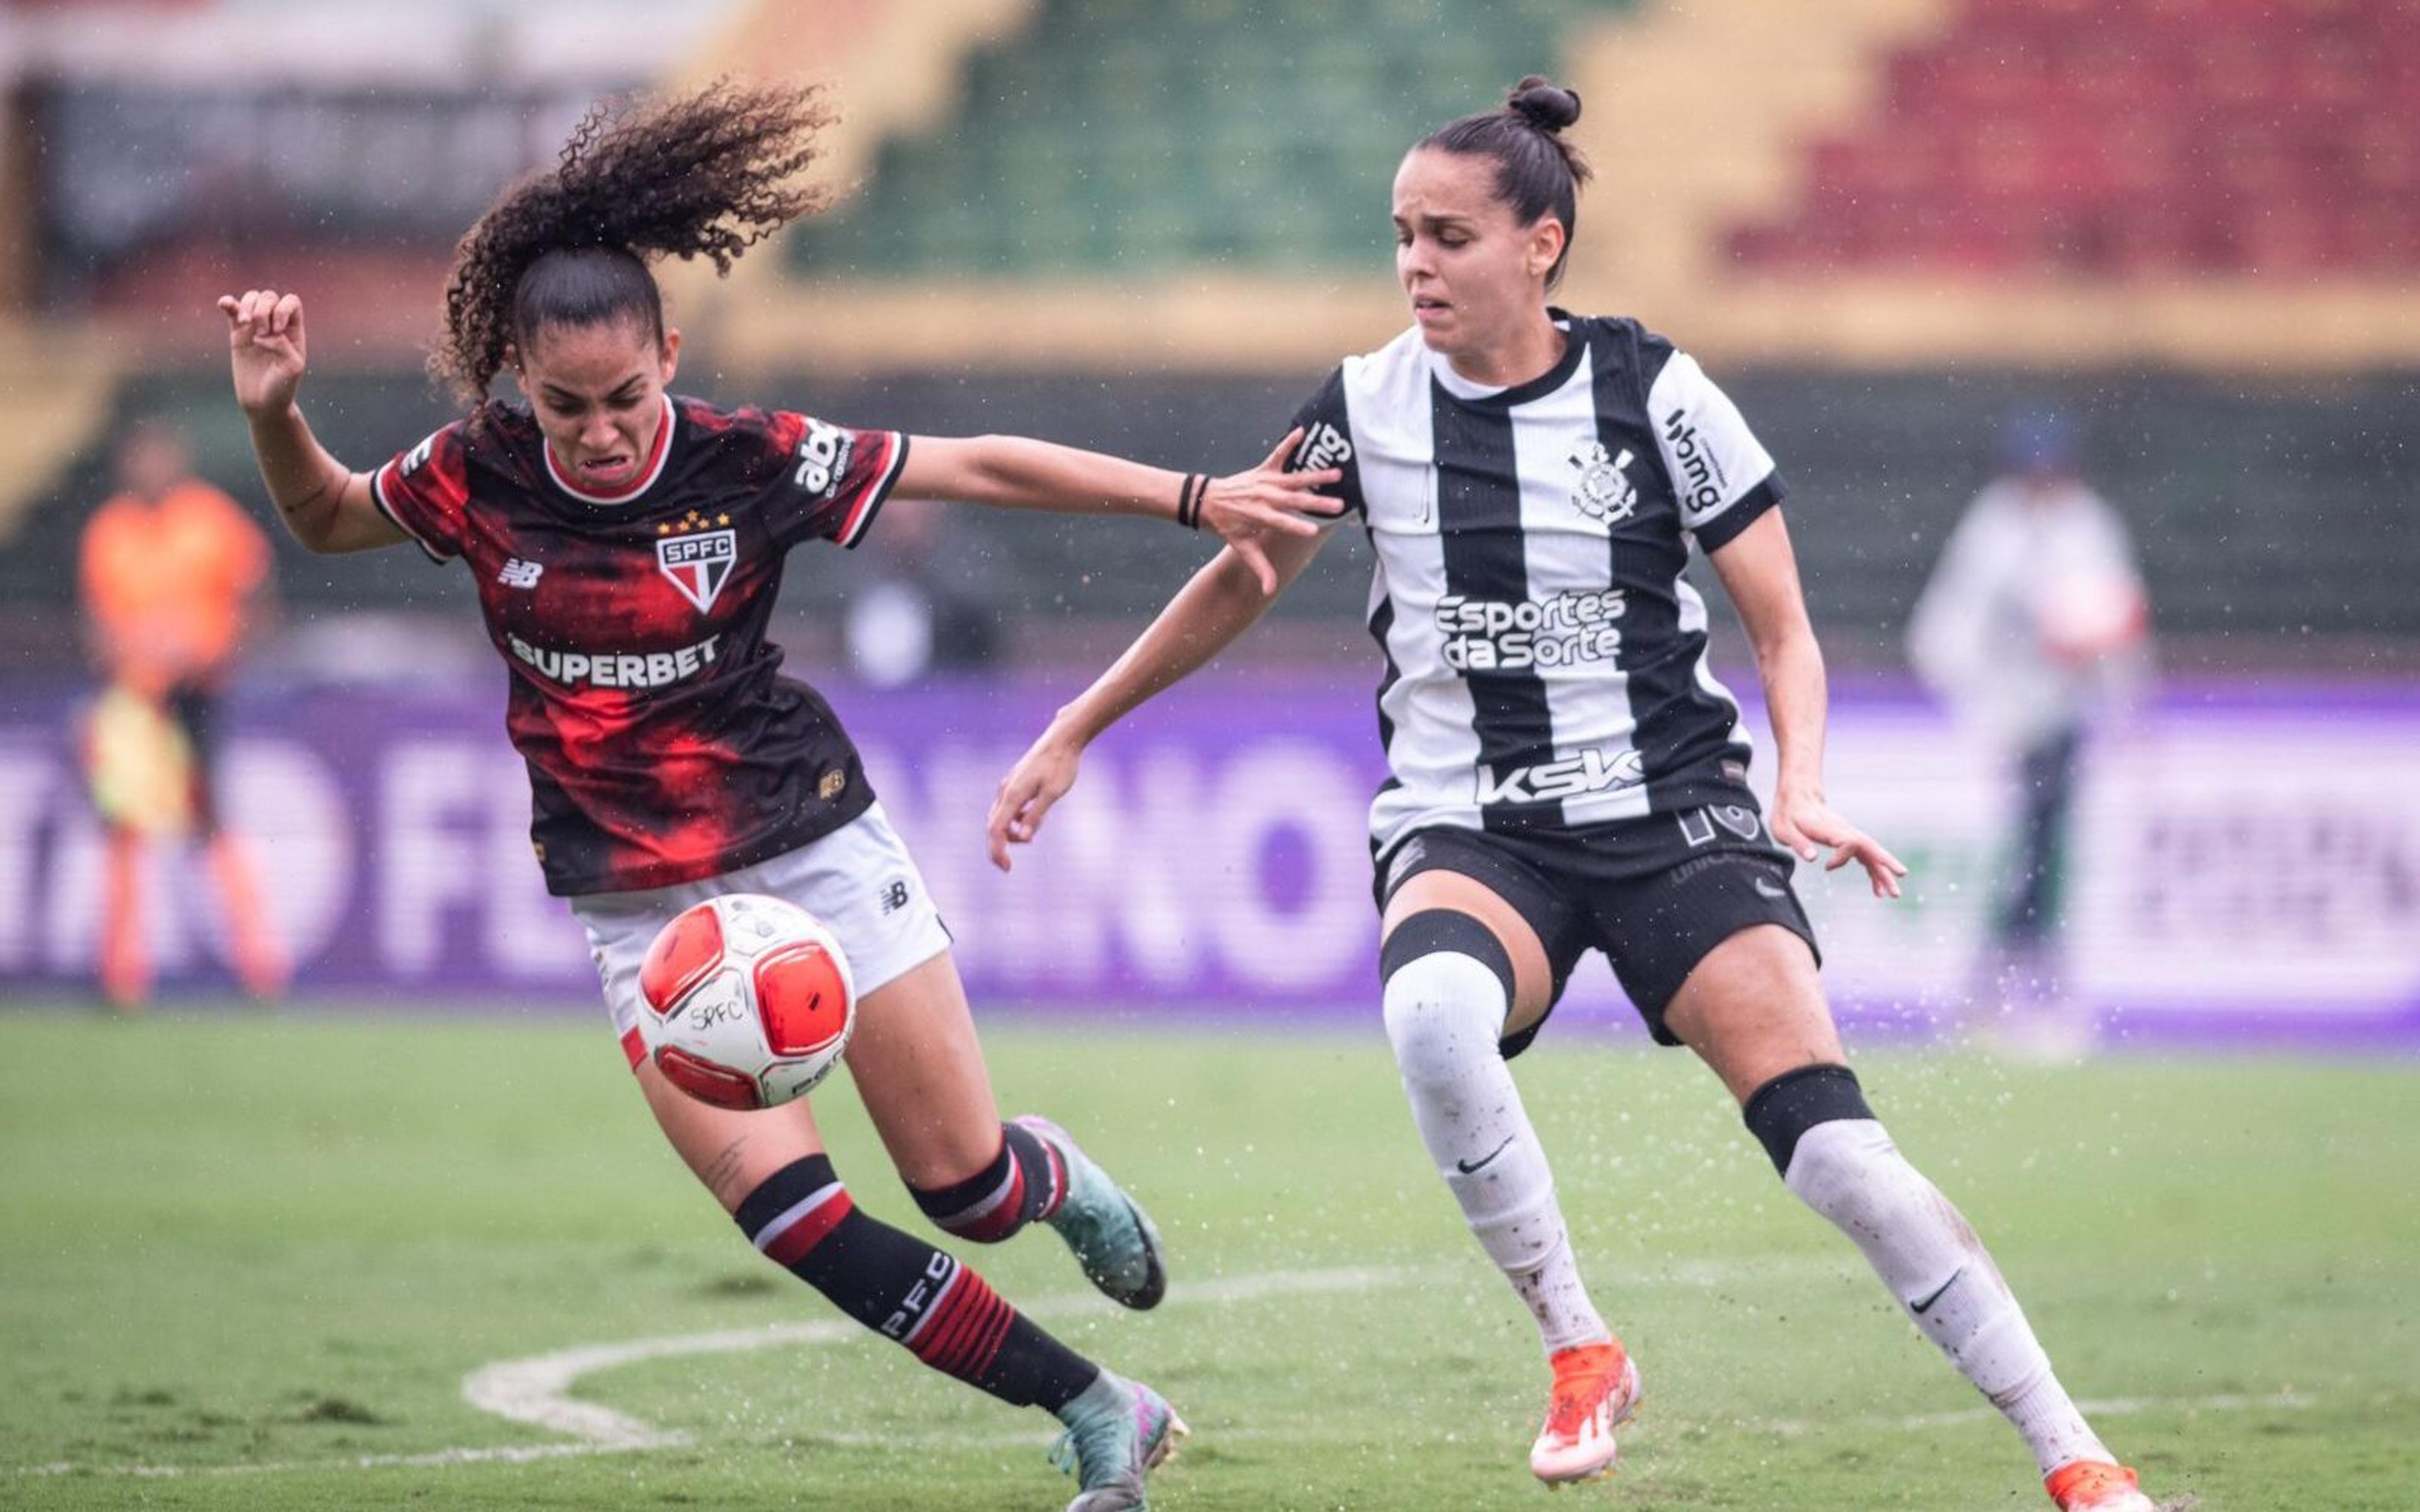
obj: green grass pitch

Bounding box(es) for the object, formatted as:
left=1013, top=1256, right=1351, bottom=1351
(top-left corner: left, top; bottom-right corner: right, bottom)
left=3, top=1007, right=2416, bottom=1509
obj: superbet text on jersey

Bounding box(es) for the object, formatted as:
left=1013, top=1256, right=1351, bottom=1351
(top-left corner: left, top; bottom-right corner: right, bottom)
left=372, top=396, right=908, bottom=896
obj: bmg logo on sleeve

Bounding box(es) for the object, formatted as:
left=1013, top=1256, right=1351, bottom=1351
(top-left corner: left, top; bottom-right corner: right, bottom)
left=1294, top=421, right=1353, bottom=472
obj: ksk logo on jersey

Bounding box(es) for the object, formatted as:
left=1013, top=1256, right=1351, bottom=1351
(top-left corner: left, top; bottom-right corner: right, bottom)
left=657, top=510, right=737, bottom=613
left=1566, top=440, right=1638, bottom=525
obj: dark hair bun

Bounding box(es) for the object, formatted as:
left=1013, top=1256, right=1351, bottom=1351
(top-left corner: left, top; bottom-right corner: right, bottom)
left=1507, top=76, right=1581, bottom=133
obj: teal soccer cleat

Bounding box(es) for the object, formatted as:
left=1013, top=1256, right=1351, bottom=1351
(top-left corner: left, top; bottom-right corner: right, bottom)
left=1051, top=1372, right=1188, bottom=1512
left=1013, top=1114, right=1168, bottom=1310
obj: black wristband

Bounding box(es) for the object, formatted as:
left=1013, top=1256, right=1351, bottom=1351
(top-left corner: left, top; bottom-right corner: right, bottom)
left=1175, top=472, right=1207, bottom=530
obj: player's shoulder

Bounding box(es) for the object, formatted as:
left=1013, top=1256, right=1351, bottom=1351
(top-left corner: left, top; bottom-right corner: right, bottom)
left=1332, top=326, right=1434, bottom=420
left=666, top=392, right=815, bottom=481
left=1560, top=312, right=1685, bottom=383
left=413, top=402, right=514, bottom=472
left=1339, top=325, right=1429, bottom=383
left=374, top=403, right=536, bottom=516
left=672, top=392, right=780, bottom=437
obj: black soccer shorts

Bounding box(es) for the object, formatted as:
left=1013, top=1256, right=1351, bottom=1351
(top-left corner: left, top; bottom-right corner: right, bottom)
left=1374, top=796, right=1821, bottom=1055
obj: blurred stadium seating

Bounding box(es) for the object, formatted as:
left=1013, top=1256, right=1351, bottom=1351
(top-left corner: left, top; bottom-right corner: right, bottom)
left=785, top=0, right=1630, bottom=278
left=3, top=0, right=2416, bottom=673
left=1729, top=0, right=2420, bottom=276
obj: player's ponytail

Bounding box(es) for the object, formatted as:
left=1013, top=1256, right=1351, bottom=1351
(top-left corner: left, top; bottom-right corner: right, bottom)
left=1419, top=75, right=1594, bottom=290
left=431, top=79, right=838, bottom=408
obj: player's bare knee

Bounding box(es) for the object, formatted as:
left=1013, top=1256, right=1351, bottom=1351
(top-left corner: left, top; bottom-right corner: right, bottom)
left=1381, top=910, right=1515, bottom=1076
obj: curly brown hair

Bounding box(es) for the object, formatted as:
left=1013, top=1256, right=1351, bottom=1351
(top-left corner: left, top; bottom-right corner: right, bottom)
left=430, top=79, right=838, bottom=407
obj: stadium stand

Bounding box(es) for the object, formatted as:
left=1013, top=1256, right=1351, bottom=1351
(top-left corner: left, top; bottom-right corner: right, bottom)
left=4, top=0, right=2415, bottom=670
left=1727, top=0, right=2420, bottom=277
left=783, top=0, right=1632, bottom=277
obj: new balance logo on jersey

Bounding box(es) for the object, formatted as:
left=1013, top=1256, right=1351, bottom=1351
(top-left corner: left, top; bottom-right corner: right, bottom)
left=497, top=558, right=544, bottom=590
left=1294, top=421, right=1353, bottom=473
left=400, top=432, right=437, bottom=479
left=1567, top=441, right=1638, bottom=525
left=657, top=530, right=737, bottom=613
left=1475, top=747, right=1645, bottom=805
left=507, top=631, right=722, bottom=690
left=878, top=879, right=910, bottom=915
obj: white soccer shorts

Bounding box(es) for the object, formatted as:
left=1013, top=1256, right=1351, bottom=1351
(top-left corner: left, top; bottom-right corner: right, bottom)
left=570, top=801, right=952, bottom=1069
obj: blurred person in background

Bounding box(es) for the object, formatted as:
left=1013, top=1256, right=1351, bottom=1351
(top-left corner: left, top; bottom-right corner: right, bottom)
left=993, top=77, right=2172, bottom=1512
left=77, top=417, right=287, bottom=1010
left=219, top=79, right=1337, bottom=1512
left=1906, top=408, right=2152, bottom=1056
left=842, top=495, right=1005, bottom=687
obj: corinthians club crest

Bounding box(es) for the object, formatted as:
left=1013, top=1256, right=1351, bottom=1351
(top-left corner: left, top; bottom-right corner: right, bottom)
left=1567, top=440, right=1638, bottom=525
left=657, top=511, right=737, bottom=613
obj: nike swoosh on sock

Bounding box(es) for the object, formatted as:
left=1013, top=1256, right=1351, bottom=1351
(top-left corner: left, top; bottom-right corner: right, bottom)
left=1911, top=1268, right=1964, bottom=1315
left=1456, top=1136, right=1516, bottom=1175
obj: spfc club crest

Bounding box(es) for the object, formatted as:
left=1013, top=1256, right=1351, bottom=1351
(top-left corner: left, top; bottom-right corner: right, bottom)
left=1567, top=440, right=1638, bottom=525
left=657, top=529, right=737, bottom=613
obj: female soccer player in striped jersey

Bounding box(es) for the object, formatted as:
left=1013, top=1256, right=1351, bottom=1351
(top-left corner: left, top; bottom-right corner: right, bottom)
left=989, top=77, right=2170, bottom=1512
left=220, top=81, right=1337, bottom=1512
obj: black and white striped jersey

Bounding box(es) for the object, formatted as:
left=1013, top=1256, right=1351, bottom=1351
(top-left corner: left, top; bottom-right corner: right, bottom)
left=1285, top=312, right=1787, bottom=860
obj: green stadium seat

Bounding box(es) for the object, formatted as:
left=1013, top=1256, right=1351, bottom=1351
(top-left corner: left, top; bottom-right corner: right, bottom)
left=785, top=0, right=1638, bottom=279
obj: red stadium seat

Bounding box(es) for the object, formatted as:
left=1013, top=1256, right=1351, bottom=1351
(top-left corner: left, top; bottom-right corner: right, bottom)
left=1729, top=0, right=2420, bottom=277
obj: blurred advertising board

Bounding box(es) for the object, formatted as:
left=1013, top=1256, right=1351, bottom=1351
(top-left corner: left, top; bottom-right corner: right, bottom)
left=2, top=675, right=2416, bottom=1046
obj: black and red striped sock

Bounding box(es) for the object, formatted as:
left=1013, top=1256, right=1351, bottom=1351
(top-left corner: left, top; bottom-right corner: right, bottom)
left=909, top=1122, right=1065, bottom=1244
left=736, top=1155, right=1096, bottom=1410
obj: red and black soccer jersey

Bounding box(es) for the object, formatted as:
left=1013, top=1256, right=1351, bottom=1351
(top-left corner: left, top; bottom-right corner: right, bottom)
left=371, top=394, right=908, bottom=896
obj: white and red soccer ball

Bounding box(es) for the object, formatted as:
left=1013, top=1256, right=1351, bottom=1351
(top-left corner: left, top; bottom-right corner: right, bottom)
left=637, top=893, right=856, bottom=1109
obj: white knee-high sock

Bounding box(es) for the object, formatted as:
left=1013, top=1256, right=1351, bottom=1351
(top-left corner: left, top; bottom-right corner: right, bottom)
left=1383, top=950, right=1608, bottom=1356
left=1785, top=1119, right=2111, bottom=1474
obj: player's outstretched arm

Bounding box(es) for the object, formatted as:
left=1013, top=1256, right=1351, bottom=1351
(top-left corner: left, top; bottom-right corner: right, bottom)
left=217, top=289, right=406, bottom=554
left=1708, top=508, right=1906, bottom=898
left=896, top=428, right=1341, bottom=593
left=987, top=522, right=1331, bottom=871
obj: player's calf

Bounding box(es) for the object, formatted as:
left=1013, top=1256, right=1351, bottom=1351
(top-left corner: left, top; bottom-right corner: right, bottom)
left=1745, top=1064, right=2134, bottom=1484
left=738, top=1154, right=1098, bottom=1409
left=911, top=1120, right=1066, bottom=1243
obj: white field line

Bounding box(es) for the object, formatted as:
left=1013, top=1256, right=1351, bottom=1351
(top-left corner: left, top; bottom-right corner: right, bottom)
left=462, top=1262, right=1405, bottom=1446
left=12, top=1264, right=1408, bottom=1481
left=9, top=1258, right=2319, bottom=1480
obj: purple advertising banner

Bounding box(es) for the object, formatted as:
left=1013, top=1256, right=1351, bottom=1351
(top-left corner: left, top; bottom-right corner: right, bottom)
left=4, top=672, right=2419, bottom=1048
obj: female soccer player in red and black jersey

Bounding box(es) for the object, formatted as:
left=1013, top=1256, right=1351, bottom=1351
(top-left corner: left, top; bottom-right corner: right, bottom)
left=990, top=78, right=2171, bottom=1512
left=220, top=81, right=1336, bottom=1512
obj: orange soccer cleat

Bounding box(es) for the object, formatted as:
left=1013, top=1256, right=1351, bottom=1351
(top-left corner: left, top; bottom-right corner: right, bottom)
left=2046, top=1458, right=2160, bottom=1512
left=1529, top=1339, right=1642, bottom=1486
